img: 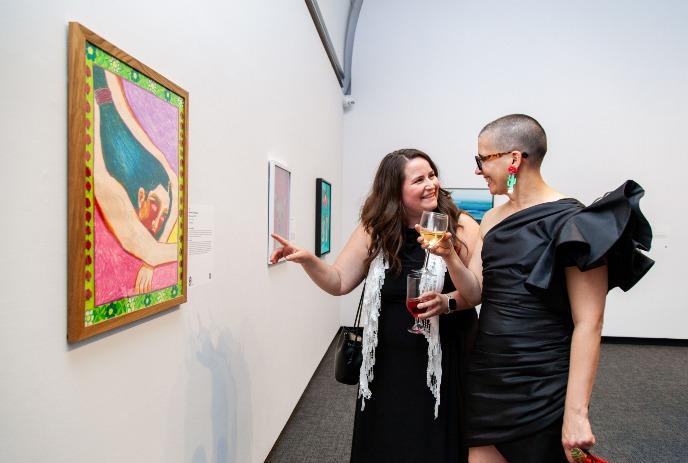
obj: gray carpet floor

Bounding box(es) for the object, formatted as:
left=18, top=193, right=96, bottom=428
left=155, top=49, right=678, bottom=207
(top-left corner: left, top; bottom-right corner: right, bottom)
left=266, top=335, right=688, bottom=463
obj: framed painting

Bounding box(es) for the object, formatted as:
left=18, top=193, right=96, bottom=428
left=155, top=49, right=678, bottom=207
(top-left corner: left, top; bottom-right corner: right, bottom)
left=315, top=178, right=331, bottom=257
left=267, top=161, right=292, bottom=264
left=445, top=188, right=494, bottom=223
left=68, top=23, right=188, bottom=342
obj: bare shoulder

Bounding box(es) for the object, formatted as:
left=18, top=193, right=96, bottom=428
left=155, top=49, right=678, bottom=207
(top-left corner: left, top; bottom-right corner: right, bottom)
left=353, top=222, right=370, bottom=238
left=456, top=211, right=481, bottom=260
left=550, top=191, right=568, bottom=201
left=348, top=223, right=372, bottom=249
left=335, top=223, right=371, bottom=271
left=545, top=187, right=568, bottom=202
left=479, top=204, right=508, bottom=238
left=457, top=212, right=480, bottom=237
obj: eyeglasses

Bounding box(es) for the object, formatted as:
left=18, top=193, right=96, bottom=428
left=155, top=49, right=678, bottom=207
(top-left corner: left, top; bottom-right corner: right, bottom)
left=474, top=151, right=528, bottom=170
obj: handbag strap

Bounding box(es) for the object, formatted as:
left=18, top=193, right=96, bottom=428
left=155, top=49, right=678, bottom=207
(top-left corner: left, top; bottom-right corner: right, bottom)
left=353, top=281, right=366, bottom=328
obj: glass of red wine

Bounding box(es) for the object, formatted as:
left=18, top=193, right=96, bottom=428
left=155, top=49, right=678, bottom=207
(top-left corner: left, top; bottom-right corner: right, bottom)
left=406, top=271, right=428, bottom=334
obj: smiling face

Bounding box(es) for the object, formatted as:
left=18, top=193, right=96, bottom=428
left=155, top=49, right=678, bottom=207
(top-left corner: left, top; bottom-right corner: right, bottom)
left=476, top=135, right=513, bottom=196
left=401, top=157, right=440, bottom=224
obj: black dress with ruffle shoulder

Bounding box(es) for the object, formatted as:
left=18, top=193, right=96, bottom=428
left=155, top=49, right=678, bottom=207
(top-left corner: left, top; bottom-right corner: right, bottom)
left=465, top=181, right=654, bottom=449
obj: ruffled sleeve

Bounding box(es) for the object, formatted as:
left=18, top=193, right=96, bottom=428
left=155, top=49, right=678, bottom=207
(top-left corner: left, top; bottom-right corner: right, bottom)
left=525, top=180, right=654, bottom=294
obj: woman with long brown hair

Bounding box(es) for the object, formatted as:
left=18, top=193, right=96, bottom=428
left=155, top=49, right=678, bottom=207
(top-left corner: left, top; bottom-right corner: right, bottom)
left=271, top=148, right=480, bottom=462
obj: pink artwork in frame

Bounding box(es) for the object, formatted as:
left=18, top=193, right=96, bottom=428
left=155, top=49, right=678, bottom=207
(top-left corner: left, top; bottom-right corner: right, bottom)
left=268, top=161, right=291, bottom=264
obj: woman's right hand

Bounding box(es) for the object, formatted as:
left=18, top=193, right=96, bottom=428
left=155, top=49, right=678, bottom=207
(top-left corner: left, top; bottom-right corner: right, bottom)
left=415, top=225, right=458, bottom=260
left=270, top=233, right=314, bottom=264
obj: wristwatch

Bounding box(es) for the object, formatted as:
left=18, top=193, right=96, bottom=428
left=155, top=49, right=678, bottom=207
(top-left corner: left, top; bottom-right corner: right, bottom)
left=445, top=294, right=457, bottom=314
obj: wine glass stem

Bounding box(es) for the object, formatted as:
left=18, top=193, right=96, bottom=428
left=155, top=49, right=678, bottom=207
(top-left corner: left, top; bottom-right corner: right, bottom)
left=422, top=249, right=430, bottom=270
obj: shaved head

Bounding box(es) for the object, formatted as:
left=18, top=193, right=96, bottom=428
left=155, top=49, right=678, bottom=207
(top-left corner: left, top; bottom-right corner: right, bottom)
left=479, top=114, right=547, bottom=164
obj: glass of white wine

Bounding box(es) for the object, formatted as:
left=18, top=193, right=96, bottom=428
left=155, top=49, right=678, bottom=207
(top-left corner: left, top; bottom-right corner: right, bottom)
left=418, top=211, right=448, bottom=275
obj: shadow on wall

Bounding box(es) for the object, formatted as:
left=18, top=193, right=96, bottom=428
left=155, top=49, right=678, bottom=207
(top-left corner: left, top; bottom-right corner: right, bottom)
left=187, top=313, right=251, bottom=463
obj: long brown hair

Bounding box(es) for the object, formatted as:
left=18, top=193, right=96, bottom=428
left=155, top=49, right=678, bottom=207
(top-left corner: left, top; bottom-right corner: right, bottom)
left=360, top=148, right=463, bottom=275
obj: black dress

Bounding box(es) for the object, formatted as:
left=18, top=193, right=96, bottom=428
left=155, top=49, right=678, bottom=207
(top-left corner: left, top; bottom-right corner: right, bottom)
left=465, top=181, right=654, bottom=462
left=350, top=227, right=478, bottom=463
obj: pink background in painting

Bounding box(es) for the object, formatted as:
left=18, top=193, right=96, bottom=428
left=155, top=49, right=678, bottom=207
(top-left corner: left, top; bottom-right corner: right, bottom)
left=273, top=166, right=290, bottom=251
left=95, top=206, right=177, bottom=306
left=94, top=75, right=179, bottom=306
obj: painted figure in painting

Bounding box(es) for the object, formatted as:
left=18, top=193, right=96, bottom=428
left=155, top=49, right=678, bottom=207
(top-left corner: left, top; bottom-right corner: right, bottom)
left=92, top=65, right=179, bottom=302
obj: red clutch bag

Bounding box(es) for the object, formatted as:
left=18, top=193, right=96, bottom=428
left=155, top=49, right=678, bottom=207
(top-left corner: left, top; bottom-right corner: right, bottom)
left=571, top=447, right=609, bottom=463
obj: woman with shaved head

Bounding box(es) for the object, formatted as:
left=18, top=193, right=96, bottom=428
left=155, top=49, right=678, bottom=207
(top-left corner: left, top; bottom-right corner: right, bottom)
left=420, top=114, right=653, bottom=463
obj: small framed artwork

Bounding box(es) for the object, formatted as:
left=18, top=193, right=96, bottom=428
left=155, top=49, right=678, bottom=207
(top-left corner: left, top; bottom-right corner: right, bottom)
left=315, top=178, right=332, bottom=257
left=268, top=161, right=292, bottom=264
left=445, top=188, right=494, bottom=223
left=67, top=22, right=188, bottom=342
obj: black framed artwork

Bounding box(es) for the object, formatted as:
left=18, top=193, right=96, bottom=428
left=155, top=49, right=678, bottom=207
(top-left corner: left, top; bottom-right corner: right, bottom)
left=315, top=178, right=332, bottom=256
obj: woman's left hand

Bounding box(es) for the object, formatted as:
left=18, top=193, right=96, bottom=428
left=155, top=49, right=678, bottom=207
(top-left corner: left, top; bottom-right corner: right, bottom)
left=562, top=411, right=596, bottom=463
left=415, top=291, right=448, bottom=319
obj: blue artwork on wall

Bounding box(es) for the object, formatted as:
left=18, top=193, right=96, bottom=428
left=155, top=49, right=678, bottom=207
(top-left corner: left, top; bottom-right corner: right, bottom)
left=446, top=188, right=494, bottom=223
left=315, top=178, right=331, bottom=256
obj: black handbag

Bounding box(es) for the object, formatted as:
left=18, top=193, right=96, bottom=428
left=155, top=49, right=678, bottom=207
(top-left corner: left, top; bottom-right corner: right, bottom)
left=334, top=283, right=365, bottom=385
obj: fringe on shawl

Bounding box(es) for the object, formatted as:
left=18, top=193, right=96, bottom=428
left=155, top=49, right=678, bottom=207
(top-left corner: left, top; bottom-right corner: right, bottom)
left=358, top=253, right=446, bottom=418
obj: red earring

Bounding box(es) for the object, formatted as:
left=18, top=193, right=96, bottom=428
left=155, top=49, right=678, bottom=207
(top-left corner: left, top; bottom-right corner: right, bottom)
left=507, top=165, right=518, bottom=193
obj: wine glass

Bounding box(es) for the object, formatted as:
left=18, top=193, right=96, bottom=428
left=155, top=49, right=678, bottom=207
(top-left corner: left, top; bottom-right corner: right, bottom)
left=418, top=211, right=448, bottom=275
left=406, top=271, right=428, bottom=335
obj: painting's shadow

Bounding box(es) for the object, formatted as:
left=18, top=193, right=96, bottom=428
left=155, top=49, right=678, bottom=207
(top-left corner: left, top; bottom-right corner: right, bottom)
left=185, top=314, right=251, bottom=463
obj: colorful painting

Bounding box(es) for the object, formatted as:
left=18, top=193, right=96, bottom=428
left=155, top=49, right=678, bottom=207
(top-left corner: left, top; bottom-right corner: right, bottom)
left=68, top=23, right=188, bottom=342
left=315, top=178, right=331, bottom=256
left=446, top=188, right=494, bottom=223
left=268, top=161, right=291, bottom=263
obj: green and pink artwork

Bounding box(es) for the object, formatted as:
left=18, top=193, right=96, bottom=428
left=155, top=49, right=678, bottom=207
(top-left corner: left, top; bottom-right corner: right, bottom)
left=315, top=178, right=331, bottom=256
left=68, top=23, right=188, bottom=341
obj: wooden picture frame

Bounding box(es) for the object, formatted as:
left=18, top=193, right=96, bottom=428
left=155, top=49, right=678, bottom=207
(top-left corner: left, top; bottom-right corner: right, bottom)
left=267, top=160, right=292, bottom=264
left=315, top=178, right=331, bottom=257
left=445, top=187, right=494, bottom=223
left=68, top=22, right=188, bottom=342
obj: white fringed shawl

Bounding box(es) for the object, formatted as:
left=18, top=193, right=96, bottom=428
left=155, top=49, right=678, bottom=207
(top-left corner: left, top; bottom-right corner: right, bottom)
left=358, top=252, right=446, bottom=418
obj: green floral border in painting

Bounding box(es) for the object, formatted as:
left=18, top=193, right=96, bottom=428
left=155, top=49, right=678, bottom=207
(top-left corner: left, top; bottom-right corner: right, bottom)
left=86, top=43, right=184, bottom=109
left=83, top=42, right=185, bottom=327
left=86, top=283, right=182, bottom=325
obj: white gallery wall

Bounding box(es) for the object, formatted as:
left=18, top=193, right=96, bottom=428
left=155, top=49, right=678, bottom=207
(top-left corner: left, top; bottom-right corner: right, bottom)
left=341, top=0, right=687, bottom=339
left=0, top=1, right=346, bottom=462
left=1, top=1, right=686, bottom=461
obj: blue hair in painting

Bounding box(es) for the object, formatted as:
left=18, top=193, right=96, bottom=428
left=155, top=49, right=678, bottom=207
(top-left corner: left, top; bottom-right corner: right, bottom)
left=92, top=65, right=172, bottom=240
